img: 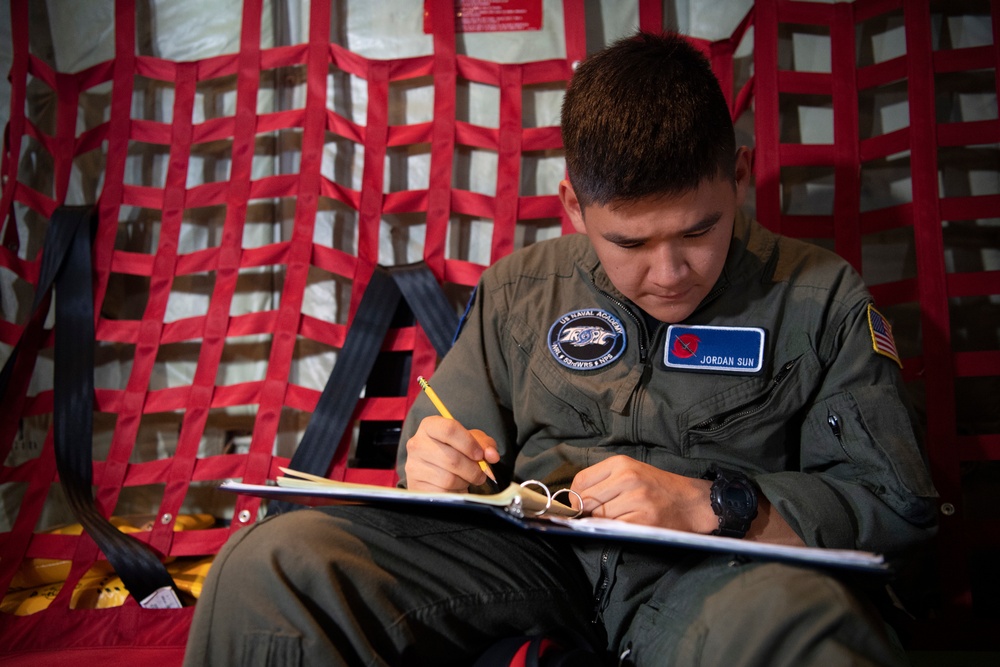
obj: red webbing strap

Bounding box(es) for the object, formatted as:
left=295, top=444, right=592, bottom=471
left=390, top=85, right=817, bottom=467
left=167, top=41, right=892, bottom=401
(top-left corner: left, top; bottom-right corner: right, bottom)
left=490, top=63, right=522, bottom=264
left=89, top=59, right=200, bottom=573
left=149, top=0, right=265, bottom=556
left=562, top=0, right=587, bottom=69
left=328, top=56, right=390, bottom=483
left=830, top=3, right=862, bottom=272
left=905, top=0, right=962, bottom=605
left=51, top=73, right=79, bottom=207
left=400, top=2, right=454, bottom=446
left=354, top=59, right=389, bottom=295
left=91, top=0, right=140, bottom=368
left=752, top=1, right=781, bottom=236
left=425, top=0, right=457, bottom=282
left=560, top=0, right=586, bottom=236
left=638, top=0, right=662, bottom=32
left=730, top=9, right=756, bottom=122
left=234, top=0, right=334, bottom=526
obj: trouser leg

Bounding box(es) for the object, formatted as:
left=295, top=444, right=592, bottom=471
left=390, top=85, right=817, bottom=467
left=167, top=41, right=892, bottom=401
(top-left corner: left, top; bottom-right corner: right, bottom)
left=184, top=505, right=597, bottom=666
left=618, top=557, right=908, bottom=667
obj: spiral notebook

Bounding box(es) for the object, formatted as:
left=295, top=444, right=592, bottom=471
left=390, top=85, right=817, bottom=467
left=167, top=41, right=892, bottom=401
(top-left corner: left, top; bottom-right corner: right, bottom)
left=221, top=469, right=889, bottom=573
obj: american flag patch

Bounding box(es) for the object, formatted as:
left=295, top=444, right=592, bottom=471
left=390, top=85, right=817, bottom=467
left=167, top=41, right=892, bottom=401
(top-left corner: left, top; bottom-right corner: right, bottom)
left=867, top=304, right=901, bottom=368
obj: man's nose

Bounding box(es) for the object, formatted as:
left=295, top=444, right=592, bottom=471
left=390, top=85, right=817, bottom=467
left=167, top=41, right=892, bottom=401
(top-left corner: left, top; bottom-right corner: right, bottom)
left=650, top=244, right=688, bottom=286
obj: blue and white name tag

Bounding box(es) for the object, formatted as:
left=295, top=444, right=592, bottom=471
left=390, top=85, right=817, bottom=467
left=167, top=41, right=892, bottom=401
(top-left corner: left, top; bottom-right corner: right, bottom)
left=664, top=325, right=765, bottom=374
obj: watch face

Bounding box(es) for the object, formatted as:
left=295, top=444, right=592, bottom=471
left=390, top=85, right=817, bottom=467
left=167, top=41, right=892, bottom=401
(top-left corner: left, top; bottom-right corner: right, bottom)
left=721, top=483, right=754, bottom=517
left=709, top=468, right=758, bottom=538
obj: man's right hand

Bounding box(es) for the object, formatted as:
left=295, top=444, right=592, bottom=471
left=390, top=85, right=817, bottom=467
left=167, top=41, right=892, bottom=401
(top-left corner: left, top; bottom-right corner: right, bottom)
left=404, top=416, right=499, bottom=493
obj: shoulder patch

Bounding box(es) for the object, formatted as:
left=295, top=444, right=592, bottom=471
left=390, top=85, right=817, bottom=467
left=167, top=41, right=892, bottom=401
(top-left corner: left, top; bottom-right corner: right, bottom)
left=867, top=304, right=902, bottom=368
left=548, top=309, right=626, bottom=371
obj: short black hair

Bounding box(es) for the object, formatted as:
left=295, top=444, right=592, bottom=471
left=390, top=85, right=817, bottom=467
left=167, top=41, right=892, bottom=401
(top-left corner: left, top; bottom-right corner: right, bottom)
left=561, top=31, right=736, bottom=208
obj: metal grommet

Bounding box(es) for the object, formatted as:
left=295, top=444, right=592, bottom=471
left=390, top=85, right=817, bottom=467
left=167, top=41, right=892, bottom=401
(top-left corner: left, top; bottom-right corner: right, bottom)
left=160, top=513, right=173, bottom=525
left=940, top=502, right=956, bottom=516
left=238, top=509, right=252, bottom=523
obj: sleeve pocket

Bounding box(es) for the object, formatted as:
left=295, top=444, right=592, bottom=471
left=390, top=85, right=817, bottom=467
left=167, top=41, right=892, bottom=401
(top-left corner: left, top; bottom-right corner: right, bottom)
left=841, top=385, right=938, bottom=514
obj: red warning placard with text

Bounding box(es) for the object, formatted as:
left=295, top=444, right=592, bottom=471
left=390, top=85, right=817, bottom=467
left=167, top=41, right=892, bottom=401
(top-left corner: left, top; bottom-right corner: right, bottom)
left=424, top=0, right=542, bottom=33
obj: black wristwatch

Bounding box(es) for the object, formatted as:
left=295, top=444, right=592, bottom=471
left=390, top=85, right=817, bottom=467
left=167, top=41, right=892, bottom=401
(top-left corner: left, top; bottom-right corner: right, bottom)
left=704, top=465, right=759, bottom=539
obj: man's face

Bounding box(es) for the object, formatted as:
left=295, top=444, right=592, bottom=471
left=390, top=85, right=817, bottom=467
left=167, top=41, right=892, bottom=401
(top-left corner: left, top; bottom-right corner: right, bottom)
left=560, top=149, right=751, bottom=324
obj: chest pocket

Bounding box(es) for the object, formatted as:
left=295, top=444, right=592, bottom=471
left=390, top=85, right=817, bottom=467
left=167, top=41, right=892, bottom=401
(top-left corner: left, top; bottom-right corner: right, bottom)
left=507, top=314, right=608, bottom=442
left=682, top=348, right=821, bottom=472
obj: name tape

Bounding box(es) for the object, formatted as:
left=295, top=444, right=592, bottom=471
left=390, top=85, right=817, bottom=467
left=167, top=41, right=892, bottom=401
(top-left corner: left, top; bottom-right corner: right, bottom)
left=664, top=325, right=765, bottom=374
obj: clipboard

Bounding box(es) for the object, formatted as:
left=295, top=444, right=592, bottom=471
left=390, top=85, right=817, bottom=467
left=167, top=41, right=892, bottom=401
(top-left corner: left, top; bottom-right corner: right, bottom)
left=224, top=467, right=581, bottom=518
left=220, top=469, right=890, bottom=574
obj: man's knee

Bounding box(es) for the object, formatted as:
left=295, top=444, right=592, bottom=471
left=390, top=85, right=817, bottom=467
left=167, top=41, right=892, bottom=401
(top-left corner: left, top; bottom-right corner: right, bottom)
left=206, top=509, right=351, bottom=595
left=693, top=563, right=906, bottom=667
left=622, top=561, right=906, bottom=667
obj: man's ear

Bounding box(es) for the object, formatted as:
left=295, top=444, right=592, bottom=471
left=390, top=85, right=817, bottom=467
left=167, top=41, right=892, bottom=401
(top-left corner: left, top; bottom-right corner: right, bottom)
left=734, top=147, right=752, bottom=207
left=559, top=180, right=587, bottom=234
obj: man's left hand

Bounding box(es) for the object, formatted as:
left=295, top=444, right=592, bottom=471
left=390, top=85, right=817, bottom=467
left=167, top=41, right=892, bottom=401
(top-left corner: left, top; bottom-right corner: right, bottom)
left=570, top=455, right=718, bottom=533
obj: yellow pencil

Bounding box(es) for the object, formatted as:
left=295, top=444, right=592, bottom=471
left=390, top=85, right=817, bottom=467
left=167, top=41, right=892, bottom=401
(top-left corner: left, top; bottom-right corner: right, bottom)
left=417, top=375, right=499, bottom=487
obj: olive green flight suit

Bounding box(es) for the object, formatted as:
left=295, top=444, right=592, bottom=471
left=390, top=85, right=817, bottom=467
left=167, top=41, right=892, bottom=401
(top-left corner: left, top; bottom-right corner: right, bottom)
left=185, top=212, right=936, bottom=666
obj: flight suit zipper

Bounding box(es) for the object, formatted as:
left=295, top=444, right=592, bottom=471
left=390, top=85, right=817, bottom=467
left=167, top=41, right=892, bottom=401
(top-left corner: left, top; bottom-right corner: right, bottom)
left=592, top=284, right=650, bottom=364
left=592, top=544, right=614, bottom=623
left=828, top=413, right=842, bottom=439
left=693, top=359, right=797, bottom=431
left=828, top=411, right=853, bottom=459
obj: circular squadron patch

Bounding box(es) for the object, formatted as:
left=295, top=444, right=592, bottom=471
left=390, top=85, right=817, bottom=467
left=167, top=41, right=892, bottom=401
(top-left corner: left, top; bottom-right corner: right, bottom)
left=548, top=309, right=626, bottom=370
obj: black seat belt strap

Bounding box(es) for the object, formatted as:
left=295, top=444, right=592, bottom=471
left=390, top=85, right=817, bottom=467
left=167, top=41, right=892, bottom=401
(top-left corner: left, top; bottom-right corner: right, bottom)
left=269, top=266, right=402, bottom=514
left=389, top=262, right=458, bottom=358
left=269, top=262, right=457, bottom=514
left=0, top=206, right=180, bottom=607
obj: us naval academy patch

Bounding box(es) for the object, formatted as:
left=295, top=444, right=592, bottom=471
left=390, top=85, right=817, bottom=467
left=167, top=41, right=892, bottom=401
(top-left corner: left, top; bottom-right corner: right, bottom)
left=664, top=324, right=766, bottom=373
left=548, top=309, right=627, bottom=370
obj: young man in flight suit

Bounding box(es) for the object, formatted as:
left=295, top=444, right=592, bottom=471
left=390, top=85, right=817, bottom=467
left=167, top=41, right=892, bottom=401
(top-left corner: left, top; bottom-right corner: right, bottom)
left=185, top=31, right=938, bottom=666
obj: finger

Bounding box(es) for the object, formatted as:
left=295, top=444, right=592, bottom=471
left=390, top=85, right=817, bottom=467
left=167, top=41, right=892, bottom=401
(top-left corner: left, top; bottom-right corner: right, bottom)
left=422, top=421, right=497, bottom=487
left=570, top=456, right=618, bottom=495
left=406, top=448, right=487, bottom=491
left=422, top=416, right=491, bottom=463
left=470, top=429, right=500, bottom=464
left=406, top=456, right=477, bottom=492
left=426, top=420, right=496, bottom=486
left=573, top=475, right=626, bottom=515
left=405, top=420, right=493, bottom=491
left=571, top=456, right=637, bottom=510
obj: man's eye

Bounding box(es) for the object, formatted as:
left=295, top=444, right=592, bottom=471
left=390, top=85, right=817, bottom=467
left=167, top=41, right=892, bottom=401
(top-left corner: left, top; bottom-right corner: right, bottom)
left=685, top=227, right=713, bottom=239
